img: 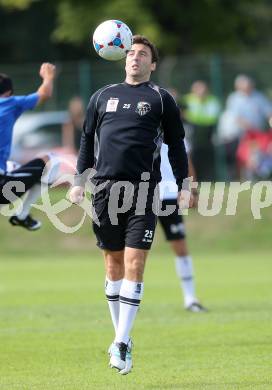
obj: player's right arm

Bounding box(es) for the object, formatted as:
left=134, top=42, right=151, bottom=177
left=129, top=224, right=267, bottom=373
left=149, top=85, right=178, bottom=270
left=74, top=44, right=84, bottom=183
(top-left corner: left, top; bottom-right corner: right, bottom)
left=14, top=63, right=56, bottom=112
left=36, top=63, right=56, bottom=105
left=70, top=92, right=99, bottom=203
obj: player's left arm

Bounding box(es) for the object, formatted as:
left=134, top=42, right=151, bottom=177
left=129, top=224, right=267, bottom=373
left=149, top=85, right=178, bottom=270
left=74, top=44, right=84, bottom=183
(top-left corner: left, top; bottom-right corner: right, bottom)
left=161, top=90, right=194, bottom=208
left=161, top=90, right=188, bottom=190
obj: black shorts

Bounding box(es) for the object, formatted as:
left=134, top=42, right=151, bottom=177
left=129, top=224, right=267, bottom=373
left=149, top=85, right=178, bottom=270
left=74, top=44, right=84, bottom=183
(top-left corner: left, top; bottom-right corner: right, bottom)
left=0, top=159, right=45, bottom=205
left=92, top=180, right=159, bottom=251
left=158, top=198, right=186, bottom=241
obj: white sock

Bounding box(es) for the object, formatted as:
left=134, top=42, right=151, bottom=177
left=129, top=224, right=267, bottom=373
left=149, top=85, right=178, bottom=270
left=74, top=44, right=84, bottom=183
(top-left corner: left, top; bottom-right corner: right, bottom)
left=16, top=184, right=41, bottom=220
left=105, top=278, right=122, bottom=335
left=40, top=153, right=61, bottom=185
left=175, top=256, right=197, bottom=307
left=115, top=279, right=144, bottom=345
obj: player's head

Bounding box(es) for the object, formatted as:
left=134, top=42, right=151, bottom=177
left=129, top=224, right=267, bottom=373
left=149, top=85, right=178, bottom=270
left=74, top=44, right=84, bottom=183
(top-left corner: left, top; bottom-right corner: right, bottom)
left=0, top=73, right=13, bottom=96
left=191, top=80, right=209, bottom=98
left=132, top=35, right=159, bottom=64
left=234, top=74, right=254, bottom=95
left=125, top=35, right=159, bottom=82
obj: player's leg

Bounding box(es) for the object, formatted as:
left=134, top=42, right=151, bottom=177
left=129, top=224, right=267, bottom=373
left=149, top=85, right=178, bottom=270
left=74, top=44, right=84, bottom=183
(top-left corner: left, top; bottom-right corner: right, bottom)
left=93, top=195, right=125, bottom=335
left=170, top=238, right=199, bottom=309
left=103, top=248, right=135, bottom=374
left=91, top=181, right=130, bottom=371
left=116, top=247, right=147, bottom=342
left=159, top=199, right=207, bottom=312
left=93, top=180, right=156, bottom=374
left=109, top=188, right=157, bottom=374
left=9, top=156, right=47, bottom=228
left=110, top=247, right=147, bottom=374
left=9, top=153, right=60, bottom=230
left=103, top=249, right=124, bottom=336
left=1, top=157, right=46, bottom=228
left=171, top=239, right=207, bottom=312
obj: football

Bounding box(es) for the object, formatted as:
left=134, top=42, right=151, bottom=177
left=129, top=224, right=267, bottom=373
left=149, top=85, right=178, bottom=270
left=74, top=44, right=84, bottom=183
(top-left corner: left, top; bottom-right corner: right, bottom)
left=93, top=20, right=133, bottom=61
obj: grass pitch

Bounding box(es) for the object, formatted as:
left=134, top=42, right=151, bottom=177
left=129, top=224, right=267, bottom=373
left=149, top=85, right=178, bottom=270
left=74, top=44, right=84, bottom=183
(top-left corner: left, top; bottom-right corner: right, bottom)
left=1, top=254, right=272, bottom=390
left=0, top=188, right=272, bottom=389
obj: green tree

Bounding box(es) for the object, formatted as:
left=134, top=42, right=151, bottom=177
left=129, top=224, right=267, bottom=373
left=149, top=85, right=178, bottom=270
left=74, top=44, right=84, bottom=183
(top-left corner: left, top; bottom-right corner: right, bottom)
left=1, top=0, right=272, bottom=62
left=53, top=0, right=161, bottom=47
left=0, top=0, right=35, bottom=10
left=51, top=0, right=272, bottom=55
left=143, top=0, right=272, bottom=54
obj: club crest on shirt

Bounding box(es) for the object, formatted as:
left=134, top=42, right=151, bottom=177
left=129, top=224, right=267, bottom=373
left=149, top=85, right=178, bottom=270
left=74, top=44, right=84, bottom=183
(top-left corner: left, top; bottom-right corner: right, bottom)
left=106, top=98, right=119, bottom=112
left=135, top=101, right=151, bottom=116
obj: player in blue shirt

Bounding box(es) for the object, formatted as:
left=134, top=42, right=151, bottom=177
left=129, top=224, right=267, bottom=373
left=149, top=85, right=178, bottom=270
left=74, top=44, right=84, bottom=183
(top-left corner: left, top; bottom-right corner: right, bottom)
left=0, top=63, right=58, bottom=230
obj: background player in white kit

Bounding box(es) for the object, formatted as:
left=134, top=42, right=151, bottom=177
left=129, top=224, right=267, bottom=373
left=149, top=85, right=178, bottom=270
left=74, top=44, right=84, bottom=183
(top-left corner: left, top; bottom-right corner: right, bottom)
left=159, top=142, right=207, bottom=312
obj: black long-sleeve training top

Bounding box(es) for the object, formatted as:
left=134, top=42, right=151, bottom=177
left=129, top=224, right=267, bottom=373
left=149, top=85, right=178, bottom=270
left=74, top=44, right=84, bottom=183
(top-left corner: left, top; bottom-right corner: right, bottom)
left=76, top=81, right=188, bottom=189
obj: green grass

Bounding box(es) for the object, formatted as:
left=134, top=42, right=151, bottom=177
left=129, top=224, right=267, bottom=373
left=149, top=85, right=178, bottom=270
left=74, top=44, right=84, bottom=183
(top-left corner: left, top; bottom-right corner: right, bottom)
left=0, top=255, right=272, bottom=389
left=0, top=189, right=272, bottom=389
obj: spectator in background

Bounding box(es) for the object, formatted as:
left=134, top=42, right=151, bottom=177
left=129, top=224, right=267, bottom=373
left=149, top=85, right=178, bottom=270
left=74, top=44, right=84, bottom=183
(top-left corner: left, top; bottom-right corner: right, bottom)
left=217, top=75, right=272, bottom=180
left=227, top=75, right=272, bottom=133
left=62, top=96, right=85, bottom=153
left=182, top=81, right=221, bottom=181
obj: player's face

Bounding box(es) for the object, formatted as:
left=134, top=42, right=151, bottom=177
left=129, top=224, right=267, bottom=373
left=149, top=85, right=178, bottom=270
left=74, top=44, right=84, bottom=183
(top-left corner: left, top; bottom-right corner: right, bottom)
left=125, top=43, right=156, bottom=82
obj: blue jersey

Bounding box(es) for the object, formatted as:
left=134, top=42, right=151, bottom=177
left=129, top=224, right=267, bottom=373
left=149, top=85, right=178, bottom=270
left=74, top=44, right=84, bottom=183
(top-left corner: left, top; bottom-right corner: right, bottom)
left=0, top=93, right=39, bottom=171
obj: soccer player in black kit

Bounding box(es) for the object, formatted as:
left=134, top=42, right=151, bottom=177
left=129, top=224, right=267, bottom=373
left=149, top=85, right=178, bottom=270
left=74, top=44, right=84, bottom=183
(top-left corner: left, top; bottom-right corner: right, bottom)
left=70, top=35, right=190, bottom=374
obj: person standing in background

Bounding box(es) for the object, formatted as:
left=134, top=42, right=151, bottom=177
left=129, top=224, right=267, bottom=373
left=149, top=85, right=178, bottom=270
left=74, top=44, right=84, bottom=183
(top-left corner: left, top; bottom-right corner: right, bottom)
left=182, top=81, right=221, bottom=181
left=217, top=75, right=272, bottom=180
left=62, top=96, right=85, bottom=153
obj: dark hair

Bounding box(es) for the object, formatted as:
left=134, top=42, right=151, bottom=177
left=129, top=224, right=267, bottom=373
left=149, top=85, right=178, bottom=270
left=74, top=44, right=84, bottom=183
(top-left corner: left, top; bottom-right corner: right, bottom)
left=0, top=73, right=13, bottom=95
left=132, top=35, right=159, bottom=63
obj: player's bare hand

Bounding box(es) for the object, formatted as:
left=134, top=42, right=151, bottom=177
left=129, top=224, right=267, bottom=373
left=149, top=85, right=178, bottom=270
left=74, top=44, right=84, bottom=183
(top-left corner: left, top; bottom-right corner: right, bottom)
left=39, top=63, right=56, bottom=80
left=190, top=189, right=199, bottom=208
left=178, top=190, right=194, bottom=209
left=69, top=186, right=85, bottom=204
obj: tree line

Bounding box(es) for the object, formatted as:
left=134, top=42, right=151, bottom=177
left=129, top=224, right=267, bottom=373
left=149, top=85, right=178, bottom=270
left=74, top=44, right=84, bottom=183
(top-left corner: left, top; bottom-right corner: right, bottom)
left=0, top=0, right=271, bottom=63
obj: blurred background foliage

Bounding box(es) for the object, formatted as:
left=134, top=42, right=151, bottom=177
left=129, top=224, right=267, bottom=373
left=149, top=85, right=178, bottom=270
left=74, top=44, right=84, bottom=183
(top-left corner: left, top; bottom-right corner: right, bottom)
left=0, top=0, right=272, bottom=63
